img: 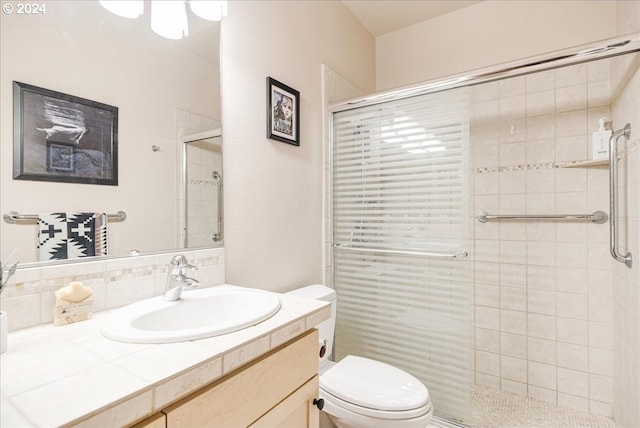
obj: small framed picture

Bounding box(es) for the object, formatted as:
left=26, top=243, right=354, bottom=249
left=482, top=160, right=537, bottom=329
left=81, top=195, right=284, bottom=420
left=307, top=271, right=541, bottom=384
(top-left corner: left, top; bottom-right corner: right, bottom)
left=267, top=77, right=300, bottom=146
left=13, top=81, right=118, bottom=185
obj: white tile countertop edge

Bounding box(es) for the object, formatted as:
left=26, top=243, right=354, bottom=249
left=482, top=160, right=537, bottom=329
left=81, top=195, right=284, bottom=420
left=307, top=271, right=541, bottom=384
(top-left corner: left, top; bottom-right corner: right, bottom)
left=0, top=284, right=331, bottom=428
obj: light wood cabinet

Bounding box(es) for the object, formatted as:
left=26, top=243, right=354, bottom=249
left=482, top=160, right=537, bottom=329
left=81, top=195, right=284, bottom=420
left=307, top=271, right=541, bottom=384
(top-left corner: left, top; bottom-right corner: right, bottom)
left=130, top=412, right=166, bottom=428
left=157, top=329, right=319, bottom=428
left=249, top=376, right=319, bottom=428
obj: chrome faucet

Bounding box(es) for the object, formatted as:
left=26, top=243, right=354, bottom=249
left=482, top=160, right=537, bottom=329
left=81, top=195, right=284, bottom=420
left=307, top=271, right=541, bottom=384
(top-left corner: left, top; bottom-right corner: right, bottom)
left=163, top=255, right=200, bottom=301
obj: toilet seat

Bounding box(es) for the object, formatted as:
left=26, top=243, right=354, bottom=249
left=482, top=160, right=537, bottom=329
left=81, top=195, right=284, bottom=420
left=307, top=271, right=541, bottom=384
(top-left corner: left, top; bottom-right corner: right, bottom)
left=320, top=355, right=431, bottom=420
left=320, top=388, right=433, bottom=420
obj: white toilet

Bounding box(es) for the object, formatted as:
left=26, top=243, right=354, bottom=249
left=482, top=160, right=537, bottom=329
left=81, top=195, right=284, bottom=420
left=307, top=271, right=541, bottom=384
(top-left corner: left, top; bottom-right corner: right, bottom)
left=286, top=285, right=433, bottom=428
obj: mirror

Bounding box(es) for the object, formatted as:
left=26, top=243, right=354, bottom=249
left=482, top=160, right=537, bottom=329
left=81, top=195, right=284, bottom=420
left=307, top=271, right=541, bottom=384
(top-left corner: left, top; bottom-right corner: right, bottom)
left=0, top=1, right=221, bottom=266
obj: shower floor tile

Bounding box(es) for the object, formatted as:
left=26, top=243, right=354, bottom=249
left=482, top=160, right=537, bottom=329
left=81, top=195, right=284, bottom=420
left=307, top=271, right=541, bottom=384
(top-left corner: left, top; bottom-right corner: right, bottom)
left=469, top=385, right=615, bottom=428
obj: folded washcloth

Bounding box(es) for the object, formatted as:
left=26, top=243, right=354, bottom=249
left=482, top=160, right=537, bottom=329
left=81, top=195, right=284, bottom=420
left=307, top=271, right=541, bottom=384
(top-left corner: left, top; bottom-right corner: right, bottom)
left=37, top=212, right=107, bottom=261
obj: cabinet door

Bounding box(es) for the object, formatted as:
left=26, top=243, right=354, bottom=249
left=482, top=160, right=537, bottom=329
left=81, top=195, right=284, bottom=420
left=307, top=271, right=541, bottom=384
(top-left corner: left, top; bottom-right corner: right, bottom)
left=249, top=376, right=319, bottom=428
left=164, top=329, right=318, bottom=428
left=130, top=412, right=166, bottom=428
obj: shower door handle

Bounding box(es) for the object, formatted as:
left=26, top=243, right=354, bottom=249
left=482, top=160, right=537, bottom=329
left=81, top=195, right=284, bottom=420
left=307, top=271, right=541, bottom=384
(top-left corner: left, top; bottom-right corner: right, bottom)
left=334, top=244, right=468, bottom=259
left=609, top=124, right=632, bottom=268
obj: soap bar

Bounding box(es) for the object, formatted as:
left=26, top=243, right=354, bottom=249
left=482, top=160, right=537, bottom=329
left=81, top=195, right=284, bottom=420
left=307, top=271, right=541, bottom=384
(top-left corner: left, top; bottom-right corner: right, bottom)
left=54, top=281, right=93, bottom=303
left=54, top=282, right=93, bottom=326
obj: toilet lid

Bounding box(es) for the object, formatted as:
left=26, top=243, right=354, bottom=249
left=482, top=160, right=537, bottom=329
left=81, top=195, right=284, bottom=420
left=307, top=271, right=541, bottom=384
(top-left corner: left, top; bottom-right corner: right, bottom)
left=320, top=355, right=429, bottom=411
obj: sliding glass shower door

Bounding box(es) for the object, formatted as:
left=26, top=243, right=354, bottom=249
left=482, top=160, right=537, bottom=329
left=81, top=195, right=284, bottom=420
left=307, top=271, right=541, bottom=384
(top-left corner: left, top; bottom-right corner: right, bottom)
left=332, top=87, right=473, bottom=423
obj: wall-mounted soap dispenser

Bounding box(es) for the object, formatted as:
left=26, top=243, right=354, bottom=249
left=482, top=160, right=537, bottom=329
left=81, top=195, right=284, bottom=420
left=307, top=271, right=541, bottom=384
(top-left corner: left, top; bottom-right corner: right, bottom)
left=592, top=118, right=612, bottom=160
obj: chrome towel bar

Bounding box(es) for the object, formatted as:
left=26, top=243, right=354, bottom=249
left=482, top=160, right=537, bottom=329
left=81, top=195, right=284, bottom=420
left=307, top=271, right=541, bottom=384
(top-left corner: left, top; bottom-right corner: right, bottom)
left=609, top=124, right=632, bottom=268
left=334, top=244, right=468, bottom=259
left=3, top=211, right=127, bottom=224
left=476, top=211, right=608, bottom=224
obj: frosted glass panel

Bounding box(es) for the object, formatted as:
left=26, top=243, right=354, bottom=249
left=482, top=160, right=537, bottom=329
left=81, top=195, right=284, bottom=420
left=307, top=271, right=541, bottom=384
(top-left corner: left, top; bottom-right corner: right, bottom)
left=332, top=87, right=472, bottom=423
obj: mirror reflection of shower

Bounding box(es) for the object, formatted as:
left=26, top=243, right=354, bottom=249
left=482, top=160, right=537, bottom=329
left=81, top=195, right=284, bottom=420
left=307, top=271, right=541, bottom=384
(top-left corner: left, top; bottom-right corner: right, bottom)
left=181, top=129, right=223, bottom=248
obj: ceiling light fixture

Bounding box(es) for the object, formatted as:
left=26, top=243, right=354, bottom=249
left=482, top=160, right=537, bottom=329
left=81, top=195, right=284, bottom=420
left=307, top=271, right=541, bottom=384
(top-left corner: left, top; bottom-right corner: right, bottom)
left=190, top=0, right=227, bottom=21
left=151, top=0, right=189, bottom=40
left=98, top=0, right=143, bottom=19
left=99, top=0, right=227, bottom=41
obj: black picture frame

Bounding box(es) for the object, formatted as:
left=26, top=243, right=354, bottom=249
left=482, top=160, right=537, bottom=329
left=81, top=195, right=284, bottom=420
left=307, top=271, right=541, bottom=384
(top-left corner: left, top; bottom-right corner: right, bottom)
left=13, top=81, right=118, bottom=185
left=267, top=77, right=300, bottom=146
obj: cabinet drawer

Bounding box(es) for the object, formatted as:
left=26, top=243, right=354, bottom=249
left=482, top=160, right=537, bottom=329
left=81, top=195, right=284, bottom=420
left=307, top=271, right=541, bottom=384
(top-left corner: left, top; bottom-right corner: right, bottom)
left=164, top=329, right=318, bottom=428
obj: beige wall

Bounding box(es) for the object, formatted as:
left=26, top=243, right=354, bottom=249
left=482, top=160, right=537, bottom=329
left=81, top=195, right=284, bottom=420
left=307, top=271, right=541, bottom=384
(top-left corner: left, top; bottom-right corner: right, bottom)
left=0, top=2, right=219, bottom=262
left=376, top=1, right=617, bottom=90
left=220, top=1, right=375, bottom=291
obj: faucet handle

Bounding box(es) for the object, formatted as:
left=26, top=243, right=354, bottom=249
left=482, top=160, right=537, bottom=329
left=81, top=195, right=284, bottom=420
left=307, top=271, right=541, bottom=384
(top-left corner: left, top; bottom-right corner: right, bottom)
left=167, top=254, right=198, bottom=269
left=168, top=255, right=188, bottom=266
left=167, top=255, right=198, bottom=271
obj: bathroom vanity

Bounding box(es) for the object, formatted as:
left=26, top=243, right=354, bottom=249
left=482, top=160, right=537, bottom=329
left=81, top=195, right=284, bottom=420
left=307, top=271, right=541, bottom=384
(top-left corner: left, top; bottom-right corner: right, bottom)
left=136, top=330, right=319, bottom=428
left=0, top=287, right=330, bottom=427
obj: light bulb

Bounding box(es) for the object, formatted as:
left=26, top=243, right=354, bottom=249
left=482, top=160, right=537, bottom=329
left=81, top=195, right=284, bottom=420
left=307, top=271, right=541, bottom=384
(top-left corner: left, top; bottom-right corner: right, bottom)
left=190, top=1, right=227, bottom=21
left=99, top=0, right=143, bottom=19
left=151, top=1, right=189, bottom=40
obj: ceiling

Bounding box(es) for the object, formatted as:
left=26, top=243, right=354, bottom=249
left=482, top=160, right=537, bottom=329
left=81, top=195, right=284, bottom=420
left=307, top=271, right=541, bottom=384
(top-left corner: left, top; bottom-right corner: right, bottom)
left=185, top=1, right=483, bottom=64
left=343, top=0, right=482, bottom=36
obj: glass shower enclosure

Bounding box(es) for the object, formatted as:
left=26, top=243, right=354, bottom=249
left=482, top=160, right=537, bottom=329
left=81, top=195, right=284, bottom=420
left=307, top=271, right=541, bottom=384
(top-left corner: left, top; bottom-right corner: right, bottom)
left=330, top=33, right=640, bottom=426
left=332, top=87, right=473, bottom=423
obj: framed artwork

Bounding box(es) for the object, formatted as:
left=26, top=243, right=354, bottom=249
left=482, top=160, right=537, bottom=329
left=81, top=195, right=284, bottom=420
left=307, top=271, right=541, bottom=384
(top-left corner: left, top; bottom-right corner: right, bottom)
left=13, top=81, right=118, bottom=185
left=267, top=77, right=300, bottom=146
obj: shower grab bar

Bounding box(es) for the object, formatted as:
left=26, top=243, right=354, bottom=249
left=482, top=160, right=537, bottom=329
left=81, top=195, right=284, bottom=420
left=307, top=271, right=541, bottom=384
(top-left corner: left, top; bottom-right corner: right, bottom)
left=477, top=211, right=608, bottom=224
left=3, top=211, right=127, bottom=224
left=334, top=244, right=468, bottom=259
left=212, top=171, right=222, bottom=242
left=609, top=124, right=632, bottom=268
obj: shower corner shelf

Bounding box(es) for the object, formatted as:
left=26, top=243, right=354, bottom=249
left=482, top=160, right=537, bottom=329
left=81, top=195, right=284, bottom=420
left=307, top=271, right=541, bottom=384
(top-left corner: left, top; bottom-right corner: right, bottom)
left=559, top=159, right=609, bottom=168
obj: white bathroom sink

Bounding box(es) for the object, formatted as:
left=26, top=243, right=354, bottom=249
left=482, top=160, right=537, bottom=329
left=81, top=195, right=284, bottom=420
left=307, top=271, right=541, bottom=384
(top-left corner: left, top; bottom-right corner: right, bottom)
left=101, top=286, right=281, bottom=344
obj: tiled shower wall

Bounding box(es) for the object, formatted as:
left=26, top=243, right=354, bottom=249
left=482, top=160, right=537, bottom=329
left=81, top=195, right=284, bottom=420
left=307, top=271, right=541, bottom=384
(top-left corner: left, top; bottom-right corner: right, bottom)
left=471, top=60, right=615, bottom=417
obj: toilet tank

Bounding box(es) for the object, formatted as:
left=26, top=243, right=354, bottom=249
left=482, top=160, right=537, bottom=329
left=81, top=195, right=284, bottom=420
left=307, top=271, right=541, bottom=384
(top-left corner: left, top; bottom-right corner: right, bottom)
left=285, top=285, right=336, bottom=369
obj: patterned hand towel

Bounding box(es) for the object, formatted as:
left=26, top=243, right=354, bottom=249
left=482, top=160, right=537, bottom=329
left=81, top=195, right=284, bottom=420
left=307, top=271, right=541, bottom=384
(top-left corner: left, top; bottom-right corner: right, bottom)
left=37, top=213, right=107, bottom=261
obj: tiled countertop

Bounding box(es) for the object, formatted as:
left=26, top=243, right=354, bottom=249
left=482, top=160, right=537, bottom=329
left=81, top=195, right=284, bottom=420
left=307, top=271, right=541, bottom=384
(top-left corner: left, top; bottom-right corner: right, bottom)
left=0, top=285, right=331, bottom=427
